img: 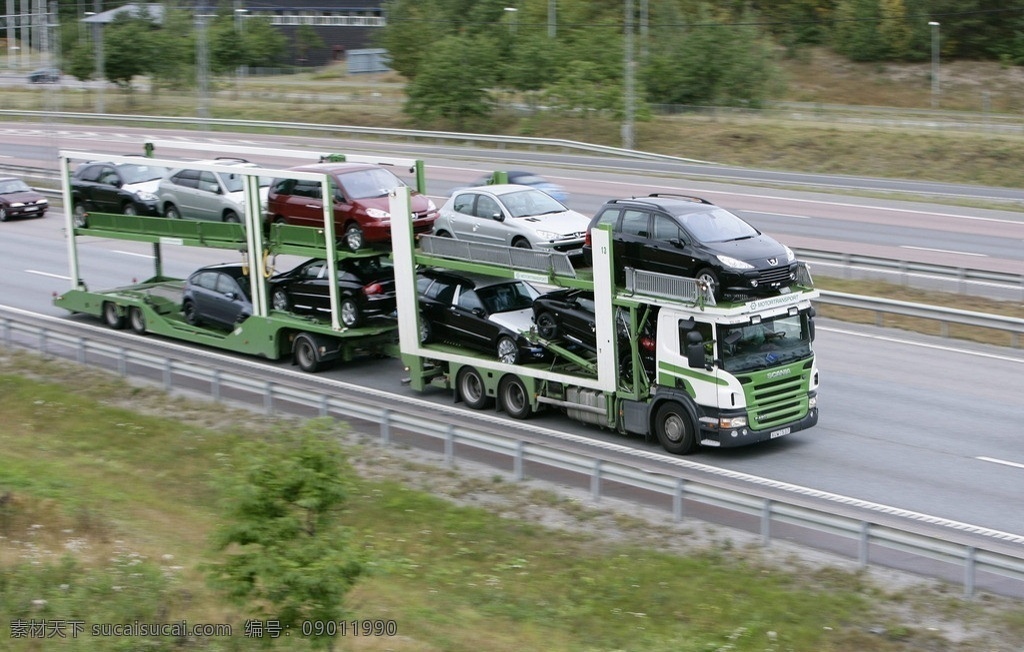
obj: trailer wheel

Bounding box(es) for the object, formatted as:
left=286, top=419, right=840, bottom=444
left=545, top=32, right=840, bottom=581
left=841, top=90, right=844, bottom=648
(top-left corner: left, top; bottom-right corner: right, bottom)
left=496, top=335, right=520, bottom=365
left=183, top=299, right=201, bottom=326
left=499, top=375, right=532, bottom=420
left=654, top=402, right=699, bottom=455
left=128, top=307, right=147, bottom=335
left=103, top=302, right=125, bottom=329
left=535, top=312, right=559, bottom=340
left=457, top=367, right=491, bottom=410
left=293, top=333, right=323, bottom=373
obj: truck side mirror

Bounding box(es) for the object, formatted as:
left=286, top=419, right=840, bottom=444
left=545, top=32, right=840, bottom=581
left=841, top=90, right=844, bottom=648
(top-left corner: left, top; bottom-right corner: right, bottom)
left=685, top=330, right=707, bottom=369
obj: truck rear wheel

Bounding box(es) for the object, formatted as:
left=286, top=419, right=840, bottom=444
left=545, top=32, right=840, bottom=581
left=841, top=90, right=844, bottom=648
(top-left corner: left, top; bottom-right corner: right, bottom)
left=128, top=307, right=147, bottom=335
left=103, top=302, right=125, bottom=329
left=293, top=333, right=323, bottom=373
left=655, top=402, right=699, bottom=455
left=457, top=366, right=492, bottom=410
left=499, top=375, right=532, bottom=420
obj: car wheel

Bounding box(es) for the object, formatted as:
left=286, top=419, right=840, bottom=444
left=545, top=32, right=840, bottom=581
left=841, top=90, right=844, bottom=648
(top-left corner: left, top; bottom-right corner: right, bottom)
left=164, top=204, right=181, bottom=220
left=511, top=237, right=531, bottom=249
left=434, top=230, right=453, bottom=238
left=695, top=267, right=721, bottom=301
left=183, top=299, right=201, bottom=326
left=223, top=211, right=240, bottom=223
left=122, top=203, right=138, bottom=216
left=499, top=375, right=532, bottom=419
left=343, top=224, right=364, bottom=251
left=128, top=307, right=147, bottom=335
left=340, top=297, right=361, bottom=328
left=655, top=402, right=699, bottom=455
left=419, top=316, right=432, bottom=344
left=496, top=335, right=520, bottom=365
left=102, top=302, right=125, bottom=329
left=72, top=203, right=88, bottom=228
left=0, top=208, right=7, bottom=222
left=271, top=288, right=291, bottom=312
left=535, top=311, right=559, bottom=340
left=457, top=367, right=491, bottom=410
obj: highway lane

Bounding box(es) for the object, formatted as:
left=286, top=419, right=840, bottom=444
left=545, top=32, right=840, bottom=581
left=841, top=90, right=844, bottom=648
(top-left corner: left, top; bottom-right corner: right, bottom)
left=4, top=124, right=1023, bottom=278
left=1, top=208, right=1023, bottom=536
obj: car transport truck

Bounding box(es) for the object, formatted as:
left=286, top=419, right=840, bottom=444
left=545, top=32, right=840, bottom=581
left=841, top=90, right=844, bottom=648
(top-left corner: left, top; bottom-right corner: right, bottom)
left=388, top=187, right=820, bottom=454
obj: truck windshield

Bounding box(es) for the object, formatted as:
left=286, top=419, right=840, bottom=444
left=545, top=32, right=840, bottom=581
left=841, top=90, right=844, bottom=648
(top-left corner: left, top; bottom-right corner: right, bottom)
left=719, top=312, right=812, bottom=373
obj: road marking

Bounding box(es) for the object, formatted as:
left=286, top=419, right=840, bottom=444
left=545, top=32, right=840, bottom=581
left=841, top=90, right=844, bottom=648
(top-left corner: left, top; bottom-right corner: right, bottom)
left=900, top=245, right=988, bottom=257
left=113, top=249, right=155, bottom=259
left=741, top=211, right=811, bottom=219
left=25, top=269, right=71, bottom=280
left=821, top=326, right=1024, bottom=364
left=977, top=456, right=1024, bottom=470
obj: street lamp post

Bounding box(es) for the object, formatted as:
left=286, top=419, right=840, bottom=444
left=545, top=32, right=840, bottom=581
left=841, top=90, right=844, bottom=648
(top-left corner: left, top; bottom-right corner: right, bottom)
left=234, top=7, right=248, bottom=81
left=503, top=7, right=517, bottom=37
left=928, top=21, right=940, bottom=109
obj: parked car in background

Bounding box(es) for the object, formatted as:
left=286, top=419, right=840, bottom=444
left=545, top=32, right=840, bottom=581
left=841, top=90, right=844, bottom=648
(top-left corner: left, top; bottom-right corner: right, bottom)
left=467, top=170, right=569, bottom=204
left=182, top=263, right=253, bottom=330
left=27, top=67, right=60, bottom=83
left=0, top=176, right=48, bottom=222
left=265, top=162, right=438, bottom=251
left=70, top=160, right=169, bottom=225
left=417, top=269, right=544, bottom=365
left=269, top=255, right=397, bottom=328
left=434, top=184, right=590, bottom=256
left=158, top=159, right=269, bottom=223
left=585, top=194, right=798, bottom=301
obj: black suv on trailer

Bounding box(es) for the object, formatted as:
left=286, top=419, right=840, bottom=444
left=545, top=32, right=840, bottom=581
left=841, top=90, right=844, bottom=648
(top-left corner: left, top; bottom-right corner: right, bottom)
left=584, top=194, right=797, bottom=300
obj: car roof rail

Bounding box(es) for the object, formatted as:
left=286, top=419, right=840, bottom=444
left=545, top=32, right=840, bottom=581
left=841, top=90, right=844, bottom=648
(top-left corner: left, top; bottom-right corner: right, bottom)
left=645, top=193, right=713, bottom=205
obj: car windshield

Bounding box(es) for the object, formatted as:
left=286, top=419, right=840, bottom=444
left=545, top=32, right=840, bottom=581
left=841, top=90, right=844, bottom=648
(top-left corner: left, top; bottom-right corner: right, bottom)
left=476, top=282, right=539, bottom=314
left=221, top=172, right=271, bottom=194
left=679, top=208, right=759, bottom=243
left=117, top=163, right=168, bottom=184
left=718, top=312, right=812, bottom=373
left=501, top=189, right=566, bottom=217
left=338, top=168, right=406, bottom=200
left=0, top=179, right=33, bottom=194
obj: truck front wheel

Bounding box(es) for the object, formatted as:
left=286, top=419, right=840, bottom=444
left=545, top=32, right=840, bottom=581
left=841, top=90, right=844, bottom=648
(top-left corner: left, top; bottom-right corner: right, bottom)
left=499, top=375, right=532, bottom=420
left=457, top=366, right=492, bottom=410
left=655, top=402, right=699, bottom=455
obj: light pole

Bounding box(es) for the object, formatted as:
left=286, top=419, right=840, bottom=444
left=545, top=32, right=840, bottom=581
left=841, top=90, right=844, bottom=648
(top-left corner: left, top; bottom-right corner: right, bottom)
left=928, top=21, right=940, bottom=109
left=234, top=7, right=248, bottom=81
left=503, top=7, right=517, bottom=37
left=84, top=8, right=103, bottom=114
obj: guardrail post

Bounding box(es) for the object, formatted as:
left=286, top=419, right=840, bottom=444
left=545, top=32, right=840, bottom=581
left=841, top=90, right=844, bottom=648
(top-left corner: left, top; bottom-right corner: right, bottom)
left=859, top=521, right=870, bottom=568
left=211, top=369, right=221, bottom=402
left=263, top=381, right=274, bottom=415
left=964, top=546, right=976, bottom=599
left=39, top=330, right=47, bottom=355
left=117, top=349, right=127, bottom=377
left=761, top=499, right=772, bottom=545
left=445, top=425, right=454, bottom=467
left=319, top=394, right=329, bottom=418
left=162, top=359, right=172, bottom=391
left=1, top=318, right=9, bottom=346
left=591, top=459, right=602, bottom=501
left=77, top=337, right=86, bottom=364
left=673, top=478, right=686, bottom=523
left=380, top=409, right=391, bottom=445
left=514, top=440, right=524, bottom=481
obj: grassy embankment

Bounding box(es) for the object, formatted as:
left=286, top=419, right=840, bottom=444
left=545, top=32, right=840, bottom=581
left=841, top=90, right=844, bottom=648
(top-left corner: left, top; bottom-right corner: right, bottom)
left=3, top=352, right=1024, bottom=651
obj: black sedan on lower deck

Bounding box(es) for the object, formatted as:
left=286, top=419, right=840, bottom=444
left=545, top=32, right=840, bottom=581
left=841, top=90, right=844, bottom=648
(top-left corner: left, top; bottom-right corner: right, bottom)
left=417, top=269, right=544, bottom=364
left=182, top=264, right=253, bottom=330
left=269, top=256, right=397, bottom=328
left=532, top=288, right=599, bottom=351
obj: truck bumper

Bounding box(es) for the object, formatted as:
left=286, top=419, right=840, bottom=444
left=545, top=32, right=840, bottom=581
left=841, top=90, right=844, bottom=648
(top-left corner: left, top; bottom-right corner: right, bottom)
left=699, top=407, right=818, bottom=448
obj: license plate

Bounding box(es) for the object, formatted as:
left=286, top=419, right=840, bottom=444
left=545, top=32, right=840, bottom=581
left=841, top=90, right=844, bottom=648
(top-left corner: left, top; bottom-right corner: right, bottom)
left=25, top=206, right=39, bottom=211
left=770, top=427, right=791, bottom=439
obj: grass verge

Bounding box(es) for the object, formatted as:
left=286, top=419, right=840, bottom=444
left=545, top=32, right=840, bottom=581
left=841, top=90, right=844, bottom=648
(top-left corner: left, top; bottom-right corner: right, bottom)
left=1, top=352, right=1023, bottom=651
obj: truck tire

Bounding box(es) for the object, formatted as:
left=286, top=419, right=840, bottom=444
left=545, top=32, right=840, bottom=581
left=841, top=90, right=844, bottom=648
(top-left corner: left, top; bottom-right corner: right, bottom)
left=103, top=302, right=125, bottom=329
left=293, top=333, right=323, bottom=373
left=496, top=335, right=520, bottom=365
left=499, top=375, right=532, bottom=420
left=128, top=307, right=147, bottom=335
left=654, top=402, right=699, bottom=455
left=457, top=366, right=491, bottom=410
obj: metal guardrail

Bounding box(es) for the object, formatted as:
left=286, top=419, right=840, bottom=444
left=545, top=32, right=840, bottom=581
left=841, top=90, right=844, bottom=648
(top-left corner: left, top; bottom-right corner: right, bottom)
left=1, top=305, right=1023, bottom=599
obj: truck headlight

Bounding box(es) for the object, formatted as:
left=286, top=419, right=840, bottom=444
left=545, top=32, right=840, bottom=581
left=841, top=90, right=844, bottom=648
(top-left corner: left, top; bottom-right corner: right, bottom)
left=720, top=416, right=747, bottom=428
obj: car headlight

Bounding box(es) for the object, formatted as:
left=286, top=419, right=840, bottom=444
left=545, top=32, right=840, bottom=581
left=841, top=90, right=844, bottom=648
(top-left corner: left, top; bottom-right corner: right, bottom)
left=716, top=254, right=754, bottom=270
left=784, top=245, right=796, bottom=263
left=11, top=202, right=24, bottom=207
left=136, top=191, right=158, bottom=202
left=534, top=229, right=561, bottom=240
left=427, top=199, right=437, bottom=211
left=366, top=208, right=391, bottom=219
